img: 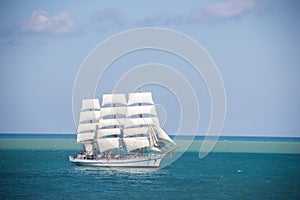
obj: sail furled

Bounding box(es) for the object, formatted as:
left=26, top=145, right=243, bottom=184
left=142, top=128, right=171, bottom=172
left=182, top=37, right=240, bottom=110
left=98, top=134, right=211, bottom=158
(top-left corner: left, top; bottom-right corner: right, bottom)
left=123, top=137, right=150, bottom=152
left=81, top=99, right=100, bottom=111
left=102, top=94, right=126, bottom=106
left=97, top=128, right=121, bottom=138
left=128, top=92, right=154, bottom=105
left=127, top=105, right=157, bottom=117
left=95, top=138, right=120, bottom=153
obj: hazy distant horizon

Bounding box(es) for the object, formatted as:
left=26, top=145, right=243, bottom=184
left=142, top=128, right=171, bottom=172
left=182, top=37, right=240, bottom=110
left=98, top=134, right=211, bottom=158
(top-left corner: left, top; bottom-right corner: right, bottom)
left=0, top=132, right=299, bottom=138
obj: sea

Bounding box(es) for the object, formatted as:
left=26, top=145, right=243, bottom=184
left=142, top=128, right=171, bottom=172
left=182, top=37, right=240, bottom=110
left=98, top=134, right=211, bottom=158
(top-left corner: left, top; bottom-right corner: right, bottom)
left=0, top=134, right=299, bottom=199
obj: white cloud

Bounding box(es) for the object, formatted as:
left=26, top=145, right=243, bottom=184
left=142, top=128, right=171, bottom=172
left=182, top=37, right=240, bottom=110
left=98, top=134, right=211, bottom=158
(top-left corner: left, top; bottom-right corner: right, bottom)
left=204, top=0, right=258, bottom=18
left=136, top=0, right=259, bottom=27
left=19, top=9, right=76, bottom=35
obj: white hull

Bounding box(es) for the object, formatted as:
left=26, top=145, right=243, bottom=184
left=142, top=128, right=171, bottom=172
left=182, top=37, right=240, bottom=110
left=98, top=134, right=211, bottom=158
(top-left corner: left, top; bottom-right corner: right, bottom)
left=69, top=154, right=162, bottom=168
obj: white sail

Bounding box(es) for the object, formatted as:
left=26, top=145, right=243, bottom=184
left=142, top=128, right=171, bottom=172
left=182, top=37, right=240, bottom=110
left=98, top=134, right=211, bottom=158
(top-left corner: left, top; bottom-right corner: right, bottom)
left=98, top=118, right=126, bottom=128
left=128, top=92, right=154, bottom=105
left=123, top=127, right=149, bottom=137
left=102, top=94, right=126, bottom=106
left=123, top=137, right=150, bottom=152
left=79, top=111, right=100, bottom=122
left=77, top=123, right=98, bottom=133
left=70, top=92, right=180, bottom=168
left=157, top=127, right=176, bottom=145
left=81, top=99, right=100, bottom=111
left=97, top=128, right=121, bottom=138
left=77, top=132, right=95, bottom=143
left=127, top=105, right=157, bottom=117
left=95, top=138, right=120, bottom=153
left=100, top=106, right=127, bottom=118
left=125, top=117, right=160, bottom=128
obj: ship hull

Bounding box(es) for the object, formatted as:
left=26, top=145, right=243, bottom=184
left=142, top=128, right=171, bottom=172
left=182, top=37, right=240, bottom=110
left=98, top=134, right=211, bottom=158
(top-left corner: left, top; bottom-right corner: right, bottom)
left=69, top=155, right=162, bottom=168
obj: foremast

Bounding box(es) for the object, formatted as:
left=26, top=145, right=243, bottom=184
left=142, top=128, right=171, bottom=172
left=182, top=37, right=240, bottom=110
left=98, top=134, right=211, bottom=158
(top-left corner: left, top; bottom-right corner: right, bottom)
left=76, top=99, right=101, bottom=155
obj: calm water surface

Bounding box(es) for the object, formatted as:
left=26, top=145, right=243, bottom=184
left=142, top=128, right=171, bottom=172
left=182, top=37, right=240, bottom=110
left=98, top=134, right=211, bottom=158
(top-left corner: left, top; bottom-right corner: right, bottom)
left=0, top=150, right=299, bottom=199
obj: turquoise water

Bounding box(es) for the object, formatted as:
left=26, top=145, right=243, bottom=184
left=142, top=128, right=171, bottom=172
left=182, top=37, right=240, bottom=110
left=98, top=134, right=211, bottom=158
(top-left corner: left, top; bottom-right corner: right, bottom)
left=0, top=150, right=299, bottom=199
left=0, top=135, right=300, bottom=199
left=1, top=134, right=300, bottom=154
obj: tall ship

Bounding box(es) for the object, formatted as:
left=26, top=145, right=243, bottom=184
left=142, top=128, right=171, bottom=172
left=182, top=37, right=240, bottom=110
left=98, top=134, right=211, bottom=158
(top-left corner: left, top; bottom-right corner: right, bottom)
left=69, top=91, right=178, bottom=168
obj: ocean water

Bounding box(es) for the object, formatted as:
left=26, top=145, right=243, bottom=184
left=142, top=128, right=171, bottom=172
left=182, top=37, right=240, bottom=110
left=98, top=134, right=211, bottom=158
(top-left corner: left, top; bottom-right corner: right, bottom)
left=0, top=135, right=300, bottom=199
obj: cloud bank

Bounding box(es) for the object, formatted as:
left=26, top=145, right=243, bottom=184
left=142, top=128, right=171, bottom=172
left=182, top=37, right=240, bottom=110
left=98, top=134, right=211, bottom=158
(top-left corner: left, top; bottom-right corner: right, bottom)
left=19, top=9, right=76, bottom=35
left=3, top=0, right=259, bottom=38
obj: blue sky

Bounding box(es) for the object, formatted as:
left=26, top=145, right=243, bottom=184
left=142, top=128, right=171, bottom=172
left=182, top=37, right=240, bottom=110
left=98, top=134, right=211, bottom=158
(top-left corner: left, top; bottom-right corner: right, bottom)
left=0, top=0, right=299, bottom=137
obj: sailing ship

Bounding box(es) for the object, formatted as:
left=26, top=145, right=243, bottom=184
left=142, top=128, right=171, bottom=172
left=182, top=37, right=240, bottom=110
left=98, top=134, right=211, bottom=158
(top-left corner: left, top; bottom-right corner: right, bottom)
left=69, top=91, right=178, bottom=168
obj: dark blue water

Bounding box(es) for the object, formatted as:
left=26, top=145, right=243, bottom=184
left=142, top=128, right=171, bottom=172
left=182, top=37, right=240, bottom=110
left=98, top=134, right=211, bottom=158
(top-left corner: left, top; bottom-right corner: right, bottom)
left=0, top=150, right=299, bottom=199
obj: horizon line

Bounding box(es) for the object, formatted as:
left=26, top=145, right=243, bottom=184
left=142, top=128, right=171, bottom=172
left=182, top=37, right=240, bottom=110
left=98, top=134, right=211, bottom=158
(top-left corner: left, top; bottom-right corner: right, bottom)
left=0, top=132, right=299, bottom=138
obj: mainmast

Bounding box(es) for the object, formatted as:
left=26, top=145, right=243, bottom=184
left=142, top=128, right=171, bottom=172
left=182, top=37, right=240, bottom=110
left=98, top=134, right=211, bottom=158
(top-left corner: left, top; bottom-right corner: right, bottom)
left=138, top=88, right=144, bottom=154
left=95, top=93, right=127, bottom=154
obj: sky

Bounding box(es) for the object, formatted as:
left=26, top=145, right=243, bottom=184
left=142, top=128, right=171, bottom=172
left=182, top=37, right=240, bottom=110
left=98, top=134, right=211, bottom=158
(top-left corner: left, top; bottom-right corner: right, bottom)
left=0, top=0, right=299, bottom=137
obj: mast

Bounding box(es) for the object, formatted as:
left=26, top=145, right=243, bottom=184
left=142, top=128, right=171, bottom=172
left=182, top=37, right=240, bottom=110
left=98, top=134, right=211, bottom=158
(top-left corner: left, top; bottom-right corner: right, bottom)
left=124, top=91, right=159, bottom=153
left=113, top=90, right=118, bottom=154
left=124, top=91, right=176, bottom=153
left=77, top=99, right=101, bottom=155
left=95, top=93, right=127, bottom=154
left=138, top=88, right=144, bottom=154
